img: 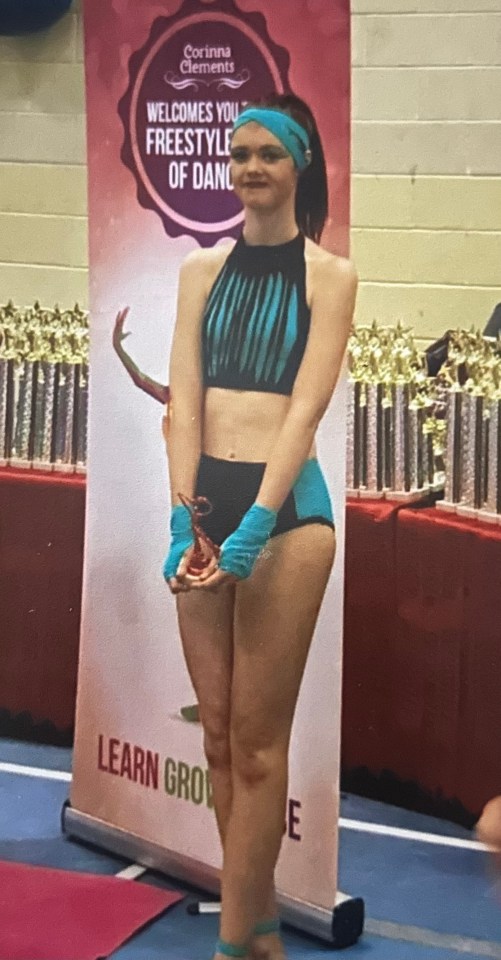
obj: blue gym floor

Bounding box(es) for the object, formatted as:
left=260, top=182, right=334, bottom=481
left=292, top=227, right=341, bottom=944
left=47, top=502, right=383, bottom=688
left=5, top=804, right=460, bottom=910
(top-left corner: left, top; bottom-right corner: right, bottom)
left=1, top=738, right=500, bottom=959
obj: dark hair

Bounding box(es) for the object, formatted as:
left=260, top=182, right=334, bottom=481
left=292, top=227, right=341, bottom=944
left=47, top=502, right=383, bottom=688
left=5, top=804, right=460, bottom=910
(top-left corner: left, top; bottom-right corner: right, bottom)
left=245, top=92, right=328, bottom=244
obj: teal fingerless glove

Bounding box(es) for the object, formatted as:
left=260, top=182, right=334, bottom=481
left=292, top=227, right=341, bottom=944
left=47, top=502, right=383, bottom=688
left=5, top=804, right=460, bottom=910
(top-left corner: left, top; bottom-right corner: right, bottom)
left=219, top=503, right=277, bottom=580
left=163, top=504, right=194, bottom=580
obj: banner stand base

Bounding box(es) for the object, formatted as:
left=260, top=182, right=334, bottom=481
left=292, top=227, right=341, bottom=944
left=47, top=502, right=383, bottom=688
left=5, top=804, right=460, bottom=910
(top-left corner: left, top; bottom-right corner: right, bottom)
left=189, top=892, right=364, bottom=949
left=62, top=801, right=364, bottom=947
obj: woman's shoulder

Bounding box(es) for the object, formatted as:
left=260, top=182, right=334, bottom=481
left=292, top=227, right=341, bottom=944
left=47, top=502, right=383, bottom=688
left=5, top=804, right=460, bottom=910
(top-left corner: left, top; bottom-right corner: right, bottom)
left=304, top=237, right=357, bottom=286
left=181, top=241, right=236, bottom=278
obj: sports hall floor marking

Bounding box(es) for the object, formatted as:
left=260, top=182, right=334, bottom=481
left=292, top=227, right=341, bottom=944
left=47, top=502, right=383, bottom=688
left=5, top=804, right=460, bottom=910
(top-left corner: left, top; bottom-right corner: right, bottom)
left=0, top=761, right=486, bottom=850
left=365, top=919, right=501, bottom=958
left=339, top=816, right=485, bottom=852
left=3, top=756, right=501, bottom=956
left=0, top=761, right=71, bottom=782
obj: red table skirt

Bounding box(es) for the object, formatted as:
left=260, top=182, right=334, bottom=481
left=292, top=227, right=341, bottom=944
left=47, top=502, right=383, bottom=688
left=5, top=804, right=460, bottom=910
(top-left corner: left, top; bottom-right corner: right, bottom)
left=342, top=498, right=501, bottom=819
left=0, top=467, right=85, bottom=739
left=1, top=468, right=500, bottom=818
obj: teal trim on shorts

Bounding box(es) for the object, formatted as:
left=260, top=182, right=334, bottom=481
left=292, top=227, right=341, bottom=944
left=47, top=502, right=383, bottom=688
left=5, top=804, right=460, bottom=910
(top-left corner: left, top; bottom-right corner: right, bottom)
left=292, top=458, right=334, bottom=524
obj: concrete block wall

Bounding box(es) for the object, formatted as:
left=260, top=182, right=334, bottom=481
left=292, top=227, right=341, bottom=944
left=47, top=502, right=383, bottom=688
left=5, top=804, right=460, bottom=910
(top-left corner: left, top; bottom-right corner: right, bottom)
left=0, top=0, right=500, bottom=342
left=0, top=2, right=87, bottom=307
left=352, top=0, right=501, bottom=340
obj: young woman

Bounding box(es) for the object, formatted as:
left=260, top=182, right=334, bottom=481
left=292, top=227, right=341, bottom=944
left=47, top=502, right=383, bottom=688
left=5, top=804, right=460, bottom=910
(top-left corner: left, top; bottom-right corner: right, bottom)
left=163, top=92, right=357, bottom=960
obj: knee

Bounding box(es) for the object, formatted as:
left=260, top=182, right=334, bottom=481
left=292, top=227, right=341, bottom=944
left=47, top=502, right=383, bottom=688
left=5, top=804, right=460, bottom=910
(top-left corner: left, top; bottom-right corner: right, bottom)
left=477, top=796, right=501, bottom=849
left=231, top=725, right=287, bottom=787
left=202, top=713, right=231, bottom=772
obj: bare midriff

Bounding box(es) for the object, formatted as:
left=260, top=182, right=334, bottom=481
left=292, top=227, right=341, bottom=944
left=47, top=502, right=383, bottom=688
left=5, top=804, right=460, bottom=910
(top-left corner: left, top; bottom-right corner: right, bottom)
left=202, top=386, right=317, bottom=463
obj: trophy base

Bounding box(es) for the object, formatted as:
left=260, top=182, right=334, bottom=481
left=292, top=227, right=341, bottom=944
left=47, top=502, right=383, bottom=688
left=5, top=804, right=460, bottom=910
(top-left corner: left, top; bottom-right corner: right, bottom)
left=32, top=459, right=55, bottom=472
left=456, top=504, right=478, bottom=519
left=346, top=488, right=359, bottom=499
left=75, top=463, right=86, bottom=475
left=386, top=488, right=428, bottom=504
left=8, top=457, right=32, bottom=470
left=358, top=488, right=385, bottom=500
left=0, top=458, right=7, bottom=468
left=431, top=477, right=446, bottom=492
left=53, top=461, right=76, bottom=474
left=436, top=500, right=457, bottom=514
left=477, top=509, right=499, bottom=525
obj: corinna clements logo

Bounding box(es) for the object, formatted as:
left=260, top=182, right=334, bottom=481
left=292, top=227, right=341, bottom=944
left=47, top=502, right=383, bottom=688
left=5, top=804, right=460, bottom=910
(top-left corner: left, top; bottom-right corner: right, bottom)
left=118, top=0, right=291, bottom=245
left=97, top=733, right=302, bottom=838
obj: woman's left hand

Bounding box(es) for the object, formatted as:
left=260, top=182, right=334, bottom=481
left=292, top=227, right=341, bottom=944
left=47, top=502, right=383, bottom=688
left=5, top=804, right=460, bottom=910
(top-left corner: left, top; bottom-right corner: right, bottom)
left=185, top=566, right=239, bottom=591
left=176, top=549, right=238, bottom=591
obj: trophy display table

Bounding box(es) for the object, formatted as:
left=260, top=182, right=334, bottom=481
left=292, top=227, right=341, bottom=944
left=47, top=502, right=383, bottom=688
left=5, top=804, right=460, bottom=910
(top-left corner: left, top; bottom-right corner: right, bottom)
left=342, top=497, right=501, bottom=820
left=0, top=467, right=85, bottom=739
left=1, top=469, right=501, bottom=818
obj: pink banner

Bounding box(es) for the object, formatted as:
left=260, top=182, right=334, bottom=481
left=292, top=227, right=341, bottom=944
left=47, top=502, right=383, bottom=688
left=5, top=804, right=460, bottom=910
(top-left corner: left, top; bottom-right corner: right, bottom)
left=70, top=0, right=353, bottom=939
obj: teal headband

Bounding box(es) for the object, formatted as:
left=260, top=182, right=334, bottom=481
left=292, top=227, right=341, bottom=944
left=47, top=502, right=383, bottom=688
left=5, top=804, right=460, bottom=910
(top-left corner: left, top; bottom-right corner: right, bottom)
left=232, top=107, right=311, bottom=171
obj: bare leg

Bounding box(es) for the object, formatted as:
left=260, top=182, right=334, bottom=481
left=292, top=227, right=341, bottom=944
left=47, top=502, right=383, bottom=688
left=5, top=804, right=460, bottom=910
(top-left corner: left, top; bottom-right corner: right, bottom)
left=215, top=525, right=336, bottom=959
left=177, top=583, right=283, bottom=958
left=176, top=584, right=235, bottom=840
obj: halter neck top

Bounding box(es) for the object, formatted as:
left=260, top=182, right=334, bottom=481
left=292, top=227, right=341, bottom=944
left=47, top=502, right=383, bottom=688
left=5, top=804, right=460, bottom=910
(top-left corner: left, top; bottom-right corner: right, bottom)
left=202, top=232, right=310, bottom=396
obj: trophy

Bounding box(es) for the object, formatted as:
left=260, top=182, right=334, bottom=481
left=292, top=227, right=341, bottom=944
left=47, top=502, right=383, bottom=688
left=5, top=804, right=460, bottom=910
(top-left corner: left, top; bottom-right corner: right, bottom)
left=177, top=494, right=221, bottom=576
left=9, top=321, right=39, bottom=468
left=482, top=395, right=501, bottom=523
left=0, top=299, right=90, bottom=472
left=438, top=328, right=501, bottom=520
left=346, top=321, right=440, bottom=502
left=477, top=346, right=501, bottom=524
left=74, top=362, right=88, bottom=474
left=0, top=308, right=20, bottom=467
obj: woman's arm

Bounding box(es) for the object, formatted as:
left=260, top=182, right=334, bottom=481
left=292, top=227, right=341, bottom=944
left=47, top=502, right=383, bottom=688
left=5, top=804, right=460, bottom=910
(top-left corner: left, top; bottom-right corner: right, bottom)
left=255, top=255, right=358, bottom=511
left=165, top=251, right=208, bottom=507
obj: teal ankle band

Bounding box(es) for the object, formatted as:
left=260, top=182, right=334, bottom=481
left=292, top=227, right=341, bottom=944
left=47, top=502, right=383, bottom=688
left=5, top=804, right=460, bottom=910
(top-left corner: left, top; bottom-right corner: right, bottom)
left=215, top=937, right=248, bottom=958
left=254, top=917, right=281, bottom=936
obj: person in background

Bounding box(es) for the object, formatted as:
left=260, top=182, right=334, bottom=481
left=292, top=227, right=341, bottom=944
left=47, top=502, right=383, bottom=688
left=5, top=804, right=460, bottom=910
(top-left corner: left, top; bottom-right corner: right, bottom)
left=477, top=796, right=501, bottom=878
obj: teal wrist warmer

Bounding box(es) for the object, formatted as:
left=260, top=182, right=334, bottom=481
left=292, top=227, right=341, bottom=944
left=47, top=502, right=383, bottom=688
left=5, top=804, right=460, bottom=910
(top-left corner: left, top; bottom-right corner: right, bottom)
left=219, top=503, right=277, bottom=580
left=162, top=504, right=194, bottom=580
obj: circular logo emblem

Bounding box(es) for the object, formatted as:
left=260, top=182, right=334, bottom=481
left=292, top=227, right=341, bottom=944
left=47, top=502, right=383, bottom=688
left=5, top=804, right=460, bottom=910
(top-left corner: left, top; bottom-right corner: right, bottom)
left=119, top=0, right=291, bottom=245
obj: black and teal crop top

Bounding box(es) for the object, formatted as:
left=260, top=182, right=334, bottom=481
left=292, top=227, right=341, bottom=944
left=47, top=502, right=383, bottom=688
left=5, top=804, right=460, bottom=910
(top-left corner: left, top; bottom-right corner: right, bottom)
left=202, top=232, right=310, bottom=396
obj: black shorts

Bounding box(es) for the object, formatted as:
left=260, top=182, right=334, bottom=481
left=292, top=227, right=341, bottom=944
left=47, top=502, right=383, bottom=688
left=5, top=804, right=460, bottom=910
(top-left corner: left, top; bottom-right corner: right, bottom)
left=194, top=453, right=335, bottom=547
